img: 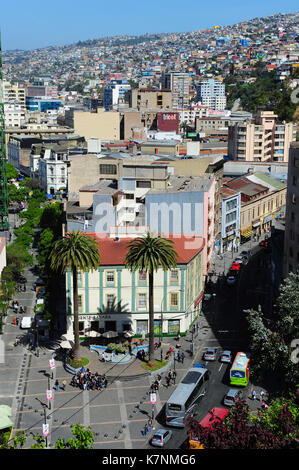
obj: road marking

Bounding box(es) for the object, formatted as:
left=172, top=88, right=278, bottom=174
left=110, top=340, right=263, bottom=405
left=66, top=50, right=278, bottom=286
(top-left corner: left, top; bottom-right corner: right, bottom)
left=82, top=389, right=90, bottom=428
left=218, top=363, right=223, bottom=372
left=115, top=380, right=132, bottom=449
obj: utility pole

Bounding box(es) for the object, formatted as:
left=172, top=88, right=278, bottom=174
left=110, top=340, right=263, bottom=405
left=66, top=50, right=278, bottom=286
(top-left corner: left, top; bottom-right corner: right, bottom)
left=0, top=34, right=9, bottom=231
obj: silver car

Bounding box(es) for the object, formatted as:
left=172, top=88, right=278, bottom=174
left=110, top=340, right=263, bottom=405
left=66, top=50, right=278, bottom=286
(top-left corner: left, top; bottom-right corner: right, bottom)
left=220, top=350, right=232, bottom=363
left=223, top=389, right=243, bottom=407
left=203, top=347, right=217, bottom=361
left=151, top=429, right=173, bottom=447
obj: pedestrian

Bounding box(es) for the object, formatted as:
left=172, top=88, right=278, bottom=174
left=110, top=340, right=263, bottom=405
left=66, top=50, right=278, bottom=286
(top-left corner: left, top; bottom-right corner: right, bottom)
left=55, top=380, right=60, bottom=391
left=181, top=351, right=185, bottom=364
left=147, top=419, right=152, bottom=432
left=177, top=350, right=181, bottom=363
left=252, top=390, right=256, bottom=400
left=62, top=380, right=67, bottom=391
left=172, top=370, right=177, bottom=385
left=144, top=423, right=148, bottom=434
left=260, top=390, right=265, bottom=401
left=166, top=375, right=171, bottom=388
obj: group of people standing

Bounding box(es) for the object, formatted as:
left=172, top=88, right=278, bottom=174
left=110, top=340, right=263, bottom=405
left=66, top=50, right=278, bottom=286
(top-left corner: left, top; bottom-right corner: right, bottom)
left=70, top=368, right=108, bottom=391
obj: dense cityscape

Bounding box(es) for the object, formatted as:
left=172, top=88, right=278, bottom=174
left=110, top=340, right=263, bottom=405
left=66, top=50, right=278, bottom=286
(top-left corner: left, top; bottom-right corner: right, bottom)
left=0, top=8, right=298, bottom=455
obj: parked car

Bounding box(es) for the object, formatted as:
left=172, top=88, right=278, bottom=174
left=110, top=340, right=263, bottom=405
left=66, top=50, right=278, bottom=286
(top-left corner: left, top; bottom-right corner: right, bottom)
left=151, top=429, right=173, bottom=447
left=226, top=273, right=237, bottom=285
left=20, top=316, right=32, bottom=329
left=203, top=347, right=218, bottom=361
left=230, top=262, right=241, bottom=271
left=240, top=250, right=251, bottom=257
left=259, top=239, right=270, bottom=247
left=234, top=256, right=246, bottom=265
left=220, top=350, right=232, bottom=363
left=223, top=389, right=243, bottom=407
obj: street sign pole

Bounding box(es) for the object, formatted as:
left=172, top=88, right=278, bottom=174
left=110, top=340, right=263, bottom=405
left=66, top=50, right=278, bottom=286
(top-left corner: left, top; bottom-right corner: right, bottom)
left=43, top=408, right=48, bottom=448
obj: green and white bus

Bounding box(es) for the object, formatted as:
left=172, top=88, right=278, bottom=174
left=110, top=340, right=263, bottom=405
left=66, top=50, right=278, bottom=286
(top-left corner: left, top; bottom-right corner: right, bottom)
left=230, top=352, right=250, bottom=386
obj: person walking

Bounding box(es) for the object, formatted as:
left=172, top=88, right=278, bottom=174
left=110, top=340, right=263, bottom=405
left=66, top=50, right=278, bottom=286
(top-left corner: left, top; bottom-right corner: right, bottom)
left=55, top=380, right=60, bottom=391
left=252, top=390, right=256, bottom=400
left=166, top=374, right=171, bottom=388
left=172, top=370, right=177, bottom=385
left=181, top=351, right=185, bottom=364
left=260, top=390, right=265, bottom=401
left=62, top=380, right=67, bottom=391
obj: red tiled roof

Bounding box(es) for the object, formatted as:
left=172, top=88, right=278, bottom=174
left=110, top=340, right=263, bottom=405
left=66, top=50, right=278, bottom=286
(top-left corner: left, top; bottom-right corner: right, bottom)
left=85, top=233, right=205, bottom=266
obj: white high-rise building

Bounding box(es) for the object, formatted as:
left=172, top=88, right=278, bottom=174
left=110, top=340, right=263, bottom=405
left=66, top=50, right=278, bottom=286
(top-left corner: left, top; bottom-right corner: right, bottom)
left=196, top=79, right=226, bottom=110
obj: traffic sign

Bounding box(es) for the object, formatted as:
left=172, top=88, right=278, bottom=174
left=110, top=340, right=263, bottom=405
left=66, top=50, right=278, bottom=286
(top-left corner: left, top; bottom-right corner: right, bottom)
left=42, top=424, right=49, bottom=437
left=49, top=359, right=55, bottom=369
left=150, top=393, right=157, bottom=404
left=46, top=390, right=53, bottom=400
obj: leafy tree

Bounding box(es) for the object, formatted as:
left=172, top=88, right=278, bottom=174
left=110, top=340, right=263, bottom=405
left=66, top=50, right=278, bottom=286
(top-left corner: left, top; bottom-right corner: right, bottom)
left=6, top=163, right=18, bottom=180
left=54, top=424, right=95, bottom=449
left=246, top=272, right=299, bottom=387
left=188, top=399, right=298, bottom=449
left=0, top=425, right=95, bottom=449
left=251, top=395, right=299, bottom=440
left=125, top=233, right=178, bottom=361
left=49, top=231, right=100, bottom=359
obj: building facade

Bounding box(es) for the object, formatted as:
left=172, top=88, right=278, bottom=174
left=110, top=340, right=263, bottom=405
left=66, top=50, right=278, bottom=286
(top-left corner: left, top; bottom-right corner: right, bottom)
left=162, top=72, right=189, bottom=109
left=196, top=79, right=226, bottom=110
left=283, top=142, right=299, bottom=276
left=65, top=235, right=205, bottom=337
left=228, top=111, right=296, bottom=162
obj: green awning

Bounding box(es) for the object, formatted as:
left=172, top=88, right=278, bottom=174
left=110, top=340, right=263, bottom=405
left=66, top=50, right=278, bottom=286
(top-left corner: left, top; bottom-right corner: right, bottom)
left=0, top=405, right=13, bottom=431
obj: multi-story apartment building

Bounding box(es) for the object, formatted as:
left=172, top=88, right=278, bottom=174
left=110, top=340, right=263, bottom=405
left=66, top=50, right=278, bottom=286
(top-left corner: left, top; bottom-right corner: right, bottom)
left=145, top=175, right=216, bottom=273
left=38, top=146, right=68, bottom=195
left=221, top=186, right=241, bottom=253
left=196, top=79, right=226, bottom=111
left=129, top=88, right=173, bottom=110
left=4, top=102, right=25, bottom=128
left=103, top=81, right=131, bottom=110
left=224, top=173, right=287, bottom=242
left=228, top=111, right=296, bottom=162
left=162, top=72, right=189, bottom=109
left=65, top=234, right=205, bottom=337
left=283, top=142, right=299, bottom=276
left=3, top=80, right=26, bottom=109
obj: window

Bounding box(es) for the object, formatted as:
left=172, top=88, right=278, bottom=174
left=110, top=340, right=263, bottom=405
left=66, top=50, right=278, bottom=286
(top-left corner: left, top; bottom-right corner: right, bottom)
left=170, top=293, right=178, bottom=307
left=170, top=270, right=179, bottom=283
left=106, top=271, right=114, bottom=284
left=107, top=294, right=115, bottom=309
left=136, top=180, right=151, bottom=188
left=77, top=271, right=82, bottom=285
left=139, top=271, right=146, bottom=282
left=78, top=295, right=82, bottom=309
left=138, top=294, right=146, bottom=309
left=125, top=193, right=134, bottom=199
left=99, top=164, right=117, bottom=175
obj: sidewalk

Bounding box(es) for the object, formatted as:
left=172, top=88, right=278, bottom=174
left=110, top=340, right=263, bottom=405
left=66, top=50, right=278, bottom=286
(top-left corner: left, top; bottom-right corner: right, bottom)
left=63, top=330, right=202, bottom=382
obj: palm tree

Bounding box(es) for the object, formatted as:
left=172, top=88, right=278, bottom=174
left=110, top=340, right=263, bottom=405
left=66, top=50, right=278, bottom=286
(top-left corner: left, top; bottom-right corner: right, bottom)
left=49, top=231, right=100, bottom=359
left=125, top=233, right=178, bottom=362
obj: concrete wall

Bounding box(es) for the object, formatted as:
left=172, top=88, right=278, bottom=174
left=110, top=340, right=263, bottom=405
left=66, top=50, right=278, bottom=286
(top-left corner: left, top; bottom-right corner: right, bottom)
left=73, top=108, right=120, bottom=140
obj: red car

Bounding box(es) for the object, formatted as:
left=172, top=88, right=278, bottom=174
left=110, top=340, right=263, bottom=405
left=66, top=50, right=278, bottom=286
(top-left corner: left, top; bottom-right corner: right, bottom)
left=230, top=262, right=241, bottom=271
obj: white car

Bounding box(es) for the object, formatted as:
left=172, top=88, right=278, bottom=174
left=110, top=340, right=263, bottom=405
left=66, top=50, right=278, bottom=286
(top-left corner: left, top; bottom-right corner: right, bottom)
left=20, top=316, right=32, bottom=329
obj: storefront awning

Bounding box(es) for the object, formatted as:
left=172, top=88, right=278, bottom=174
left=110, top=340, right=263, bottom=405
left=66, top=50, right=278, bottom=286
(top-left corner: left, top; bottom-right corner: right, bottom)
left=242, top=229, right=254, bottom=238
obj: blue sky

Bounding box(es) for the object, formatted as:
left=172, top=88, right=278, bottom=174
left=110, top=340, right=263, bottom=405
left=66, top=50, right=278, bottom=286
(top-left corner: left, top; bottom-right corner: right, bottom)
left=1, top=0, right=298, bottom=50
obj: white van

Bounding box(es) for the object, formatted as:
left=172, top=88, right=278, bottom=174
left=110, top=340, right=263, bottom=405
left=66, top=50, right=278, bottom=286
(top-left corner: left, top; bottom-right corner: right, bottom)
left=20, top=316, right=32, bottom=329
